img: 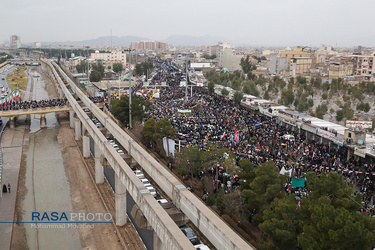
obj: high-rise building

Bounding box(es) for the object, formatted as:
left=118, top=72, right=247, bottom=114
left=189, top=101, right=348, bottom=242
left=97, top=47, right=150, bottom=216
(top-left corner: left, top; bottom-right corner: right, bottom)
left=130, top=41, right=169, bottom=51
left=10, top=35, right=21, bottom=49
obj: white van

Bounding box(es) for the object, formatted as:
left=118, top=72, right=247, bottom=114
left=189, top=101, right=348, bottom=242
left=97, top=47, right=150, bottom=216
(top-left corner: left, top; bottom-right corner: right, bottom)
left=282, top=134, right=295, bottom=141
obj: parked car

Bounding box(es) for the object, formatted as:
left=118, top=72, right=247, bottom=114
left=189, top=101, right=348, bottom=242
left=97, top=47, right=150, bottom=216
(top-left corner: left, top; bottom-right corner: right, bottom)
left=117, top=149, right=124, bottom=155
left=157, top=198, right=168, bottom=204
left=146, top=186, right=157, bottom=197
left=180, top=227, right=200, bottom=245
left=140, top=178, right=151, bottom=187
left=194, top=244, right=210, bottom=250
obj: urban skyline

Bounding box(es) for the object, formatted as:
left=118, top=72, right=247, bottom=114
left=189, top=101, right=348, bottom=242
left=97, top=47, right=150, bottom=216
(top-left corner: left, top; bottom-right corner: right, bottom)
left=1, top=0, right=375, bottom=47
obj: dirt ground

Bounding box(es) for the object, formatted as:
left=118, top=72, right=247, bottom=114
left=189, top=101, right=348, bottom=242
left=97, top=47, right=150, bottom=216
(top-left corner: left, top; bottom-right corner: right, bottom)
left=11, top=66, right=145, bottom=250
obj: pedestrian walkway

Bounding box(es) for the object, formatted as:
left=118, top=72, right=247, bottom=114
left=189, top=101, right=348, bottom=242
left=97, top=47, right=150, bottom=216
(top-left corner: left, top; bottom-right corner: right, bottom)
left=0, top=125, right=26, bottom=250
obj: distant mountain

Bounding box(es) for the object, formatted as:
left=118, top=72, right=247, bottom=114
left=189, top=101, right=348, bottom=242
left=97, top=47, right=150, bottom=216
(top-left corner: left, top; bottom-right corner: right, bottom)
left=162, top=35, right=229, bottom=46
left=80, top=36, right=149, bottom=46
left=42, top=36, right=149, bottom=47
left=40, top=35, right=230, bottom=47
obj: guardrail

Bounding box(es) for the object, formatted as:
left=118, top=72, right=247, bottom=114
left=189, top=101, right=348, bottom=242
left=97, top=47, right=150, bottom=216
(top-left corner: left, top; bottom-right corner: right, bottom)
left=48, top=59, right=254, bottom=249
left=0, top=120, right=8, bottom=198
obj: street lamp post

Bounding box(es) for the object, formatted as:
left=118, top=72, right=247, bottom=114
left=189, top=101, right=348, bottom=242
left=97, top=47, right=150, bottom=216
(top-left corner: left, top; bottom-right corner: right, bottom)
left=123, top=49, right=134, bottom=128
left=118, top=70, right=121, bottom=98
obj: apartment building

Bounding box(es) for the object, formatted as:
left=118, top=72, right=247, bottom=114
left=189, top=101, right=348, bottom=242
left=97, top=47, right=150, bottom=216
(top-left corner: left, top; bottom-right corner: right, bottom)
left=270, top=53, right=288, bottom=75
left=131, top=41, right=169, bottom=51
left=280, top=46, right=316, bottom=69
left=10, top=35, right=21, bottom=49
left=329, top=60, right=354, bottom=79
left=353, top=54, right=375, bottom=81
left=217, top=48, right=244, bottom=72
left=90, top=50, right=127, bottom=68
left=208, top=42, right=232, bottom=56
left=290, top=57, right=312, bottom=76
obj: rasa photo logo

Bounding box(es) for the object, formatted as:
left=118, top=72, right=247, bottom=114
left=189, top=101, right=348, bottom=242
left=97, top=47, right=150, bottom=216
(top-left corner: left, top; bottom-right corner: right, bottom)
left=31, top=211, right=113, bottom=223
left=26, top=211, right=113, bottom=229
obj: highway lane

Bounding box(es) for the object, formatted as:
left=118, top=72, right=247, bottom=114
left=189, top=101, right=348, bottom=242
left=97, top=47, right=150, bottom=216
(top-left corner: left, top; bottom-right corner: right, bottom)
left=0, top=64, right=17, bottom=128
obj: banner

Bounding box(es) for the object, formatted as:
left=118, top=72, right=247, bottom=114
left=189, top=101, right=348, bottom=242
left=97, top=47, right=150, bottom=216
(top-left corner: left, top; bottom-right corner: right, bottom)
left=163, top=137, right=175, bottom=157
left=346, top=120, right=372, bottom=129
left=354, top=147, right=366, bottom=158
left=316, top=128, right=344, bottom=146
left=178, top=109, right=191, bottom=113
left=292, top=177, right=305, bottom=188
left=280, top=167, right=293, bottom=177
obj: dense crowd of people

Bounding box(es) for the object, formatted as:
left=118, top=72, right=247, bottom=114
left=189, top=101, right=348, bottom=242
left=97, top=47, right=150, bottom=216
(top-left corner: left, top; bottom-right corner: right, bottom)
left=0, top=96, right=105, bottom=111
left=143, top=64, right=375, bottom=216
left=0, top=98, right=68, bottom=110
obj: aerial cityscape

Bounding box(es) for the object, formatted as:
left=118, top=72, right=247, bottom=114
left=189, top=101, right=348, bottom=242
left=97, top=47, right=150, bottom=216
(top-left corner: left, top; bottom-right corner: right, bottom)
left=1, top=1, right=375, bottom=250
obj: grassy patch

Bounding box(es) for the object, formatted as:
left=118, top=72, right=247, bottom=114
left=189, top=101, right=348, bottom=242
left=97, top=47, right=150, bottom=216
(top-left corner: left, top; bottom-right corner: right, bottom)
left=6, top=66, right=27, bottom=99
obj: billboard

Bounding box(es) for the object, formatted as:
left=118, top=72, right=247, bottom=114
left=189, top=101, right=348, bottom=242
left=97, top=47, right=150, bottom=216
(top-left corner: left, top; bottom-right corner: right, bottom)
left=354, top=147, right=366, bottom=158
left=346, top=120, right=372, bottom=129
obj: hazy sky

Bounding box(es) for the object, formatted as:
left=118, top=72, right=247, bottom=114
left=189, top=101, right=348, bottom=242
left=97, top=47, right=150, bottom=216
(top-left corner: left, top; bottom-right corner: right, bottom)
left=1, top=0, right=374, bottom=47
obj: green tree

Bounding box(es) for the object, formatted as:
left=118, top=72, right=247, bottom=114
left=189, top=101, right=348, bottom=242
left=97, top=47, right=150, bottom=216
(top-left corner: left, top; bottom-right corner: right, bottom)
left=233, top=91, right=244, bottom=105
left=141, top=118, right=156, bottom=146
left=208, top=81, right=215, bottom=94
left=221, top=88, right=229, bottom=96
left=315, top=104, right=328, bottom=119
left=243, top=80, right=260, bottom=96
left=112, top=63, right=123, bottom=73
left=202, top=54, right=217, bottom=60
left=242, top=161, right=288, bottom=225
left=216, top=188, right=225, bottom=213
left=322, top=82, right=330, bottom=92
left=240, top=55, right=256, bottom=74
left=89, top=63, right=105, bottom=82
left=296, top=76, right=307, bottom=85
left=297, top=173, right=375, bottom=250
left=336, top=109, right=344, bottom=121
left=153, top=118, right=176, bottom=140
left=238, top=159, right=255, bottom=190
left=176, top=146, right=204, bottom=178
left=153, top=118, right=176, bottom=157
left=280, top=89, right=294, bottom=106
left=134, top=59, right=154, bottom=77
left=111, top=95, right=150, bottom=125
left=76, top=60, right=88, bottom=73
left=263, top=90, right=270, bottom=100
left=260, top=196, right=301, bottom=250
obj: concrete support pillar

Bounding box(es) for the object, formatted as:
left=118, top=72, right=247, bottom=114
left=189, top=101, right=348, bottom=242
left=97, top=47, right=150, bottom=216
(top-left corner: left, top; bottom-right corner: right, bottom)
left=347, top=148, right=351, bottom=161
left=94, top=143, right=104, bottom=184
left=115, top=173, right=127, bottom=226
left=153, top=231, right=164, bottom=250
left=75, top=118, right=81, bottom=140
left=58, top=88, right=64, bottom=98
left=69, top=109, right=75, bottom=129
left=40, top=114, right=47, bottom=128
left=9, top=116, right=16, bottom=129
left=83, top=133, right=90, bottom=158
